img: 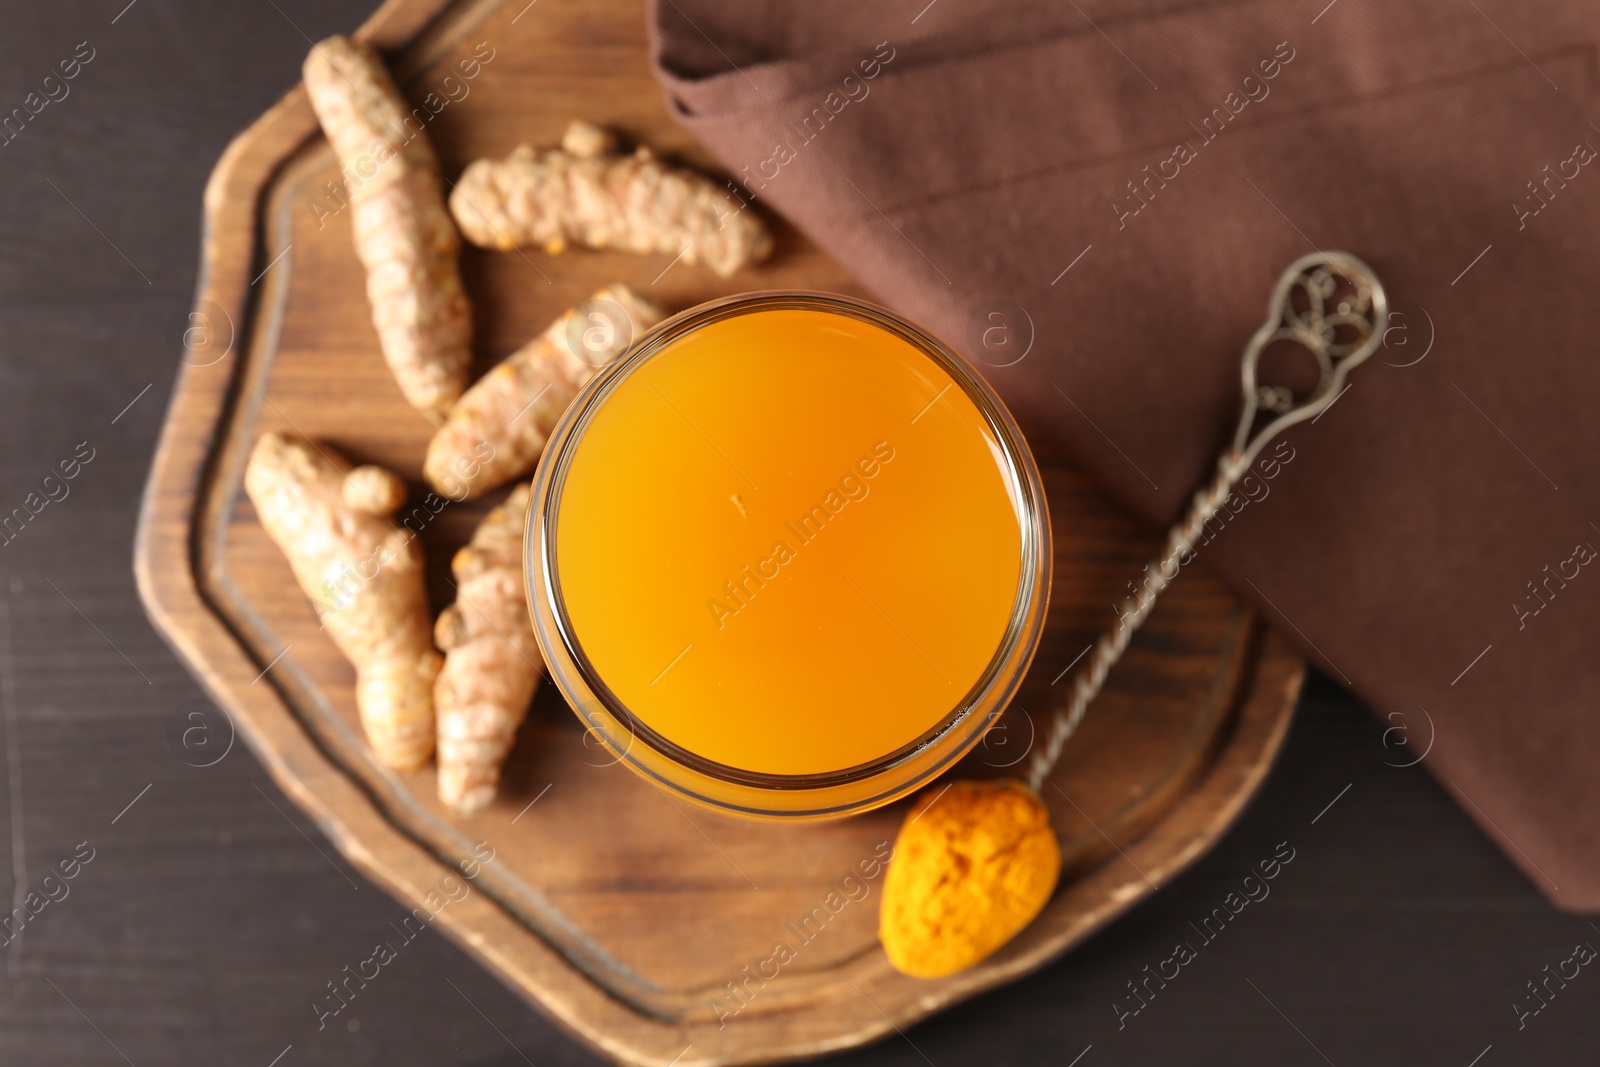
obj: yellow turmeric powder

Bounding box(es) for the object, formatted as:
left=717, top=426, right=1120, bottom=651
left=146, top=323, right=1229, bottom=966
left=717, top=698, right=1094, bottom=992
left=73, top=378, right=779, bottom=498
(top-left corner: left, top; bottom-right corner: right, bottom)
left=879, top=779, right=1060, bottom=978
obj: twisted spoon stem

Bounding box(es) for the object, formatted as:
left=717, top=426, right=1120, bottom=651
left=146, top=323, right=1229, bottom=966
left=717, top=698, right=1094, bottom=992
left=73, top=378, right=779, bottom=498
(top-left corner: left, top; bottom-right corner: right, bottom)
left=1020, top=250, right=1387, bottom=794
left=1024, top=451, right=1246, bottom=791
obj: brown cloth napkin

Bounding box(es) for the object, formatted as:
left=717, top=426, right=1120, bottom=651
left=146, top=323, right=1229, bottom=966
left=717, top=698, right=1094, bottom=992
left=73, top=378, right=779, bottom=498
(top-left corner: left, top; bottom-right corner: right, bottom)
left=650, top=0, right=1600, bottom=910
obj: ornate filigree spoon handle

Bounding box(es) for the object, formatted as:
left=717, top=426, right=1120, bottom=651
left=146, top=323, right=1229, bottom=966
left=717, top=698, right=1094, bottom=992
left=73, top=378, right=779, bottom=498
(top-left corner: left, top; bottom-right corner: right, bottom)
left=1023, top=251, right=1388, bottom=791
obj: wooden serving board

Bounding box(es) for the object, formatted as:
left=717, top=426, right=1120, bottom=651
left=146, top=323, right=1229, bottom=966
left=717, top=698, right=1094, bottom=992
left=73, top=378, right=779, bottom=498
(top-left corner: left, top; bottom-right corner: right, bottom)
left=134, top=0, right=1305, bottom=1063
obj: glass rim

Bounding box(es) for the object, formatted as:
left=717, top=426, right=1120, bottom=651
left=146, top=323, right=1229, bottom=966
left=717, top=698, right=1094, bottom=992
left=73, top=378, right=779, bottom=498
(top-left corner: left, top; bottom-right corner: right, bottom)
left=525, top=291, right=1052, bottom=818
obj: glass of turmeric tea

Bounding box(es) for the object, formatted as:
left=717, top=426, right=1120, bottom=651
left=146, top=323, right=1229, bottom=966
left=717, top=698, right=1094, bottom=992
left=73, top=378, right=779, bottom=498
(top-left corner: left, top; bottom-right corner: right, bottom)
left=525, top=292, right=1050, bottom=819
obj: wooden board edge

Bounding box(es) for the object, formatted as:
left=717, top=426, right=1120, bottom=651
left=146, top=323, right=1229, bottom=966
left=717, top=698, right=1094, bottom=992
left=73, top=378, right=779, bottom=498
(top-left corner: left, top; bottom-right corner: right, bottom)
left=665, top=630, right=1304, bottom=1067
left=128, top=1, right=706, bottom=1064
left=131, top=0, right=1311, bottom=1061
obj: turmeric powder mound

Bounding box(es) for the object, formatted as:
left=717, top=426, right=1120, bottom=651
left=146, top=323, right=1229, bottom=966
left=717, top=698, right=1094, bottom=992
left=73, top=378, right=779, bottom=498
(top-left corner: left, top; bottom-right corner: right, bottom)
left=880, top=779, right=1060, bottom=978
left=449, top=121, right=772, bottom=278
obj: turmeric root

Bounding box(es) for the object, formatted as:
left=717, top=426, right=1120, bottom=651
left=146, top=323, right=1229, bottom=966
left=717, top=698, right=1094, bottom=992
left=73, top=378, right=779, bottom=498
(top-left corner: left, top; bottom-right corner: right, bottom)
left=879, top=780, right=1060, bottom=978
left=448, top=121, right=772, bottom=277
left=244, top=432, right=441, bottom=771
left=433, top=484, right=541, bottom=816
left=424, top=284, right=665, bottom=499
left=303, top=36, right=472, bottom=421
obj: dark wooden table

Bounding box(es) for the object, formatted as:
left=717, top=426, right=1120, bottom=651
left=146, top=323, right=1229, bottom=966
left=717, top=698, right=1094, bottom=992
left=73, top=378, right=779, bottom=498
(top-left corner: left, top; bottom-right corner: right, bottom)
left=0, top=2, right=1594, bottom=1064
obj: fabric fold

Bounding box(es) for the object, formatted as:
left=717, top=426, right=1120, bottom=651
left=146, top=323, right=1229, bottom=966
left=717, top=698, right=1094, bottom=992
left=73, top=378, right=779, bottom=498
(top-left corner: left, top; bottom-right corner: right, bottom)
left=651, top=0, right=1600, bottom=910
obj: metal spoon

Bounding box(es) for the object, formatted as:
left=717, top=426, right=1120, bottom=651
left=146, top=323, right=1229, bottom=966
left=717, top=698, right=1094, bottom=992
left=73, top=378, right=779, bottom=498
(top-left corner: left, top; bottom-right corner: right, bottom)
left=1023, top=250, right=1389, bottom=790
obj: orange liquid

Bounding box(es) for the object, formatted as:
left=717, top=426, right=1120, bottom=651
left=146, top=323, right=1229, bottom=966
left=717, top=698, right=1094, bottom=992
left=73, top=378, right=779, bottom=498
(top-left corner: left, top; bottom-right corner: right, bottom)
left=554, top=308, right=1024, bottom=776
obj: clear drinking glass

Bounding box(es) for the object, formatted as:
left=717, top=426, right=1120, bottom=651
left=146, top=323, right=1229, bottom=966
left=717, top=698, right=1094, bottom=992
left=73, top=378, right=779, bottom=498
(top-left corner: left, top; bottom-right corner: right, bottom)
left=524, top=292, right=1051, bottom=819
